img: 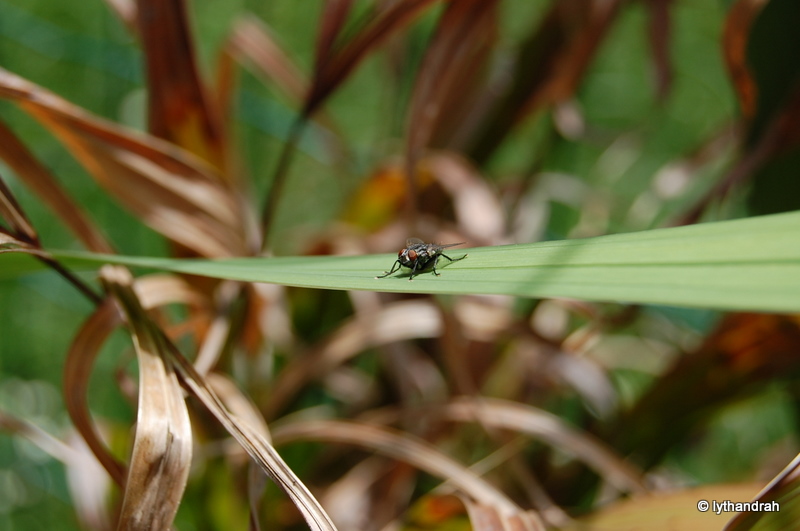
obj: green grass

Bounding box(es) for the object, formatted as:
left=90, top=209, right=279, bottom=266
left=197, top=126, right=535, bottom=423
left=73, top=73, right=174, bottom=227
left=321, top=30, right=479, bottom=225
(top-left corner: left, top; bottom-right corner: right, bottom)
left=5, top=209, right=797, bottom=313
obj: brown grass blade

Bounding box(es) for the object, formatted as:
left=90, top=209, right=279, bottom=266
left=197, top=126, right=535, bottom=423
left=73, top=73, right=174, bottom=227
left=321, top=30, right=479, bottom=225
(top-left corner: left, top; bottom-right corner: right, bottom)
left=0, top=412, right=113, bottom=530
left=102, top=0, right=137, bottom=33
left=0, top=120, right=114, bottom=253
left=646, top=0, right=674, bottom=101
left=0, top=67, right=251, bottom=257
left=723, top=452, right=800, bottom=530
left=101, top=266, right=193, bottom=531
left=63, top=272, right=211, bottom=491
left=314, top=0, right=355, bottom=71
left=722, top=0, right=770, bottom=121
left=468, top=0, right=623, bottom=164
left=207, top=372, right=271, bottom=442
left=166, top=350, right=338, bottom=530
left=263, top=0, right=439, bottom=245
left=103, top=275, right=336, bottom=530
left=305, top=0, right=441, bottom=116
left=228, top=15, right=309, bottom=104
left=426, top=154, right=506, bottom=244
left=440, top=397, right=646, bottom=495
left=461, top=497, right=546, bottom=531
left=0, top=409, right=81, bottom=464
left=266, top=299, right=442, bottom=418
left=64, top=298, right=128, bottom=486
left=271, top=419, right=525, bottom=515
left=136, top=0, right=227, bottom=172
left=0, top=170, right=38, bottom=245
left=64, top=430, right=114, bottom=531
left=406, top=0, right=498, bottom=177
left=0, top=170, right=104, bottom=303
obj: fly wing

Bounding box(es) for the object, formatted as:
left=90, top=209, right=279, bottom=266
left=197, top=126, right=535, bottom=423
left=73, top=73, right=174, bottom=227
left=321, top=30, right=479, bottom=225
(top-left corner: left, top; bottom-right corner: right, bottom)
left=438, top=241, right=466, bottom=249
left=406, top=237, right=425, bottom=246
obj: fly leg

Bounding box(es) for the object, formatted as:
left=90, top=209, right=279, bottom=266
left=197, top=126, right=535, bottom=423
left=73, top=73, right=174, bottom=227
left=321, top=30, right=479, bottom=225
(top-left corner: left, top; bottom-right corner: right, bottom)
left=408, top=260, right=420, bottom=281
left=433, top=253, right=468, bottom=275
left=376, top=260, right=402, bottom=279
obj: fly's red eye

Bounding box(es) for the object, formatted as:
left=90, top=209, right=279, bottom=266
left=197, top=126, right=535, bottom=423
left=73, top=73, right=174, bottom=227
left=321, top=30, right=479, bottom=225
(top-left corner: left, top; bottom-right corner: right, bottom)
left=398, top=249, right=406, bottom=257
left=407, top=250, right=418, bottom=260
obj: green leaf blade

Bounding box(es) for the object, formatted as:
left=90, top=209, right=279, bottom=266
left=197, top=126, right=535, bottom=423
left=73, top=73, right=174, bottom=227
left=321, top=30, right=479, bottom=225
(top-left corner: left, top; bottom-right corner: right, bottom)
left=4, top=211, right=797, bottom=313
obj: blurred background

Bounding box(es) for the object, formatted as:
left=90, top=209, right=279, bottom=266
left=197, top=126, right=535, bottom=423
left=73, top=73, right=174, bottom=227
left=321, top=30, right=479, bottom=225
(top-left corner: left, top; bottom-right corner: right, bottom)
left=1, top=0, right=799, bottom=529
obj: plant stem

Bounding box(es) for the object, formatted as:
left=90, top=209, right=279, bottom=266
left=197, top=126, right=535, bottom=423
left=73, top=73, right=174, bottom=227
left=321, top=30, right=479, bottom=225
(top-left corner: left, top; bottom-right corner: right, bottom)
left=260, top=117, right=308, bottom=252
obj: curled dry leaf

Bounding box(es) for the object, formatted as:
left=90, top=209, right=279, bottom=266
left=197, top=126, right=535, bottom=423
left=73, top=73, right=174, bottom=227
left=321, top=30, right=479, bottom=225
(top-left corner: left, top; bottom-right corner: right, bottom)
left=271, top=419, right=533, bottom=519
left=99, top=269, right=335, bottom=530
left=165, top=346, right=339, bottom=530
left=266, top=299, right=443, bottom=418
left=137, top=0, right=227, bottom=172
left=426, top=153, right=506, bottom=244
left=0, top=67, right=251, bottom=257
left=406, top=0, right=498, bottom=175
left=0, top=121, right=113, bottom=253
left=206, top=372, right=271, bottom=443
left=462, top=496, right=546, bottom=531
left=101, top=266, right=193, bottom=531
left=63, top=272, right=223, bottom=492
left=320, top=457, right=403, bottom=530
left=64, top=297, right=128, bottom=486
left=440, top=397, right=646, bottom=495
left=64, top=431, right=114, bottom=531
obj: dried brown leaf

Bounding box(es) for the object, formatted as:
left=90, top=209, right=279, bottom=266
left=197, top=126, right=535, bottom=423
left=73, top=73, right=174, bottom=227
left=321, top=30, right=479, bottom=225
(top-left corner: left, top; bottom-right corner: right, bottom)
left=406, top=0, right=498, bottom=174
left=723, top=0, right=770, bottom=121
left=0, top=121, right=114, bottom=253
left=102, top=0, right=137, bottom=33
left=266, top=299, right=442, bottom=418
left=64, top=298, right=127, bottom=486
left=0, top=412, right=112, bottom=530
left=0, top=170, right=37, bottom=245
left=321, top=457, right=401, bottom=529
left=462, top=497, right=546, bottom=531
left=0, top=410, right=80, bottom=464
left=314, top=0, right=356, bottom=71
left=64, top=431, right=114, bottom=531
left=165, top=346, right=338, bottom=530
left=63, top=272, right=217, bottom=491
left=101, top=266, right=192, bottom=531
left=228, top=15, right=308, bottom=103
left=207, top=372, right=271, bottom=443
left=271, top=419, right=526, bottom=515
left=137, top=0, right=227, bottom=171
left=646, top=0, right=674, bottom=101
left=723, top=452, right=800, bottom=530
left=426, top=154, right=506, bottom=244
left=469, top=0, right=623, bottom=163
left=305, top=0, right=441, bottom=115
left=440, top=397, right=646, bottom=494
left=103, top=276, right=336, bottom=530
left=0, top=67, right=252, bottom=257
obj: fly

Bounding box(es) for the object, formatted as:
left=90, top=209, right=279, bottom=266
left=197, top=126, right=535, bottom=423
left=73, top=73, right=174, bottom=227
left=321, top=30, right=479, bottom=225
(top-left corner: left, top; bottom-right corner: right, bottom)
left=376, top=238, right=467, bottom=281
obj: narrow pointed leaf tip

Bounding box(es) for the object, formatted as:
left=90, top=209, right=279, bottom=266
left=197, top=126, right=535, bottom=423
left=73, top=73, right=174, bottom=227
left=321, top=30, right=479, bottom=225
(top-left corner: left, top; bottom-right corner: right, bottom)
left=12, top=210, right=800, bottom=313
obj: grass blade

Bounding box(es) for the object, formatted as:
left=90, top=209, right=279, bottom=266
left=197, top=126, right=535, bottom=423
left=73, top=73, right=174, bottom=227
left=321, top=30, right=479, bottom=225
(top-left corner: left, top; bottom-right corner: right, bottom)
left=102, top=266, right=193, bottom=531
left=36, top=211, right=800, bottom=313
